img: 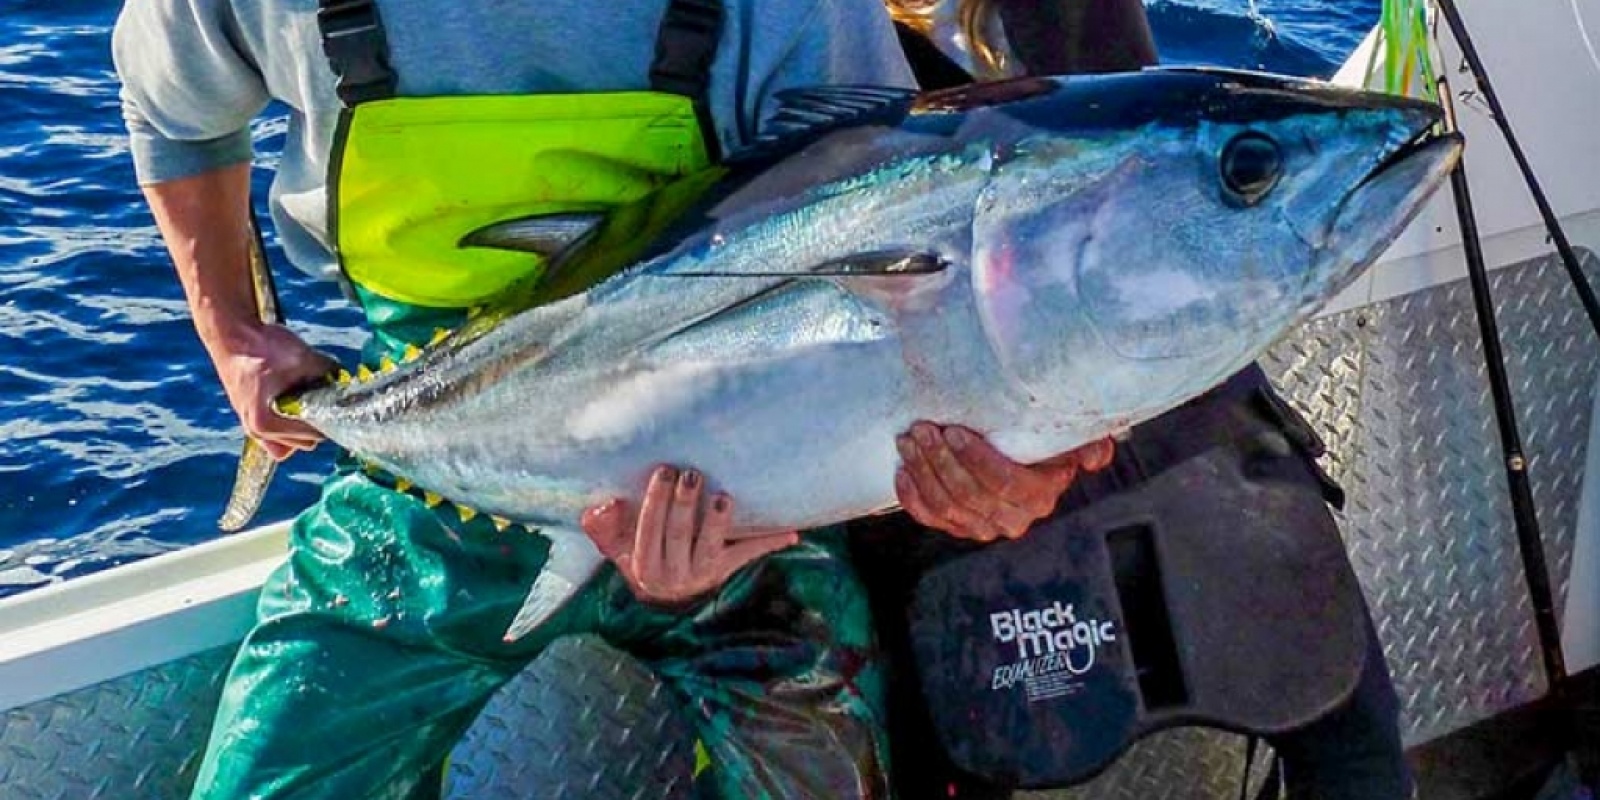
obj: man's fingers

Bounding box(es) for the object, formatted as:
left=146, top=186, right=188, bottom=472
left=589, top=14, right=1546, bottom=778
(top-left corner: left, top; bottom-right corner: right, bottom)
left=895, top=443, right=958, bottom=531
left=1079, top=437, right=1116, bottom=472
left=914, top=423, right=992, bottom=511
left=254, top=414, right=323, bottom=441
left=1035, top=456, right=1081, bottom=495
left=662, top=469, right=700, bottom=583
left=632, top=465, right=676, bottom=581
left=942, top=425, right=1055, bottom=512
left=258, top=439, right=298, bottom=462
left=893, top=470, right=939, bottom=529
left=581, top=499, right=631, bottom=562
left=895, top=469, right=1002, bottom=542
left=896, top=432, right=961, bottom=519
left=248, top=420, right=321, bottom=461
left=988, top=503, right=1039, bottom=539
left=897, top=429, right=1021, bottom=541
left=696, top=492, right=733, bottom=561
left=302, top=348, right=342, bottom=374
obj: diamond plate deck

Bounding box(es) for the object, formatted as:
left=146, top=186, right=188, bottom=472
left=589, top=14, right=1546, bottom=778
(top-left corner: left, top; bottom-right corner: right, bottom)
left=446, top=636, right=696, bottom=800
left=1264, top=250, right=1593, bottom=746
left=0, top=251, right=1592, bottom=800
left=0, top=648, right=230, bottom=800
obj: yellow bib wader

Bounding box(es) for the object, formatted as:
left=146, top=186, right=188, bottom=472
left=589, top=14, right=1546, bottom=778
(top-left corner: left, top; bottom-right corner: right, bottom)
left=188, top=3, right=889, bottom=798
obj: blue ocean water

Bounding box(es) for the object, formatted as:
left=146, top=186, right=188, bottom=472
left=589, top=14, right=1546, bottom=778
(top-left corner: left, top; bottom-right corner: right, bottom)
left=0, top=0, right=1377, bottom=597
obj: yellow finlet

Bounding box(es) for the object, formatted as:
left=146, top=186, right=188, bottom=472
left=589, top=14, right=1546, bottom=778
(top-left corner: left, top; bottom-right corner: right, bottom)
left=403, top=343, right=423, bottom=362
left=336, top=369, right=354, bottom=386
left=693, top=739, right=712, bottom=779
left=423, top=491, right=443, bottom=508
left=274, top=396, right=304, bottom=416
left=430, top=328, right=451, bottom=345
left=490, top=515, right=512, bottom=532
left=457, top=505, right=479, bottom=523
left=379, top=355, right=396, bottom=373
left=394, top=477, right=413, bottom=493
left=357, top=364, right=375, bottom=382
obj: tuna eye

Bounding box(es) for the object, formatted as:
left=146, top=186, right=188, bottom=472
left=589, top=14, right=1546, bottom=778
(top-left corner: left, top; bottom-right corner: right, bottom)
left=1220, top=132, right=1283, bottom=206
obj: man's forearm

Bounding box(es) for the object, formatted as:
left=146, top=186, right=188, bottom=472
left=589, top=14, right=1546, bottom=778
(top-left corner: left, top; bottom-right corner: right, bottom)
left=140, top=162, right=261, bottom=361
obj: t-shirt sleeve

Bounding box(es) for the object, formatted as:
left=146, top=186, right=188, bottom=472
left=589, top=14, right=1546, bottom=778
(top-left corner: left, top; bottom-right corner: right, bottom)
left=723, top=0, right=917, bottom=148
left=112, top=0, right=272, bottom=184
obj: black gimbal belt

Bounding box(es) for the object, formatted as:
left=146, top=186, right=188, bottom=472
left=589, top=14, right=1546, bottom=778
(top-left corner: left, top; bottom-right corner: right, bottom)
left=908, top=370, right=1368, bottom=788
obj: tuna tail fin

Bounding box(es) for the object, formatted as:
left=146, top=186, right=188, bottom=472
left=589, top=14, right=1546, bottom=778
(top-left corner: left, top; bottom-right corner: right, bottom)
left=218, top=212, right=283, bottom=533
left=219, top=439, right=278, bottom=532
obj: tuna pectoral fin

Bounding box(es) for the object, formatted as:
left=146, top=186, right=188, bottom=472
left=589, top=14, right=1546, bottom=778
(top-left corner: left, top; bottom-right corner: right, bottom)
left=502, top=532, right=607, bottom=642
left=219, top=438, right=277, bottom=532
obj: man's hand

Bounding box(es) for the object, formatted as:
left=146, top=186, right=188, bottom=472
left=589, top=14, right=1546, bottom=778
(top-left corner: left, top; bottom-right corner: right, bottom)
left=895, top=422, right=1115, bottom=542
left=212, top=322, right=338, bottom=462
left=140, top=164, right=337, bottom=463
left=582, top=465, right=799, bottom=607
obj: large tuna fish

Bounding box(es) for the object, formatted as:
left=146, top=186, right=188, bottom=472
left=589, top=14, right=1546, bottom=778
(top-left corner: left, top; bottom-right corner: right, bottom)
left=247, top=67, right=1461, bottom=637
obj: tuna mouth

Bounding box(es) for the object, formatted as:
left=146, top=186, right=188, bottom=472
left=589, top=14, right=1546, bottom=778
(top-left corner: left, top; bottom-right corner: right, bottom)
left=1359, top=126, right=1462, bottom=190
left=1324, top=126, right=1463, bottom=278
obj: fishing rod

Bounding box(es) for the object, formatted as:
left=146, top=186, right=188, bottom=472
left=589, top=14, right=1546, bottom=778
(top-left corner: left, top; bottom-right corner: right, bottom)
left=1433, top=0, right=1600, bottom=343
left=1428, top=0, right=1596, bottom=787
left=1433, top=68, right=1567, bottom=697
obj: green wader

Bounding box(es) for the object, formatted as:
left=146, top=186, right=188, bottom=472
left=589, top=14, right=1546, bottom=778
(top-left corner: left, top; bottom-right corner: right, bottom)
left=188, top=2, right=889, bottom=797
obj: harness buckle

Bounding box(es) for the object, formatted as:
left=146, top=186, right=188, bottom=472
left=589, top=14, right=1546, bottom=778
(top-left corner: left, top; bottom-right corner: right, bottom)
left=650, top=0, right=723, bottom=98
left=318, top=0, right=397, bottom=106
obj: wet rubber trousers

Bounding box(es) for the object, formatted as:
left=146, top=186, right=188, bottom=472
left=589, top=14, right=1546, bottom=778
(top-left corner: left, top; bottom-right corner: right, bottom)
left=189, top=298, right=890, bottom=800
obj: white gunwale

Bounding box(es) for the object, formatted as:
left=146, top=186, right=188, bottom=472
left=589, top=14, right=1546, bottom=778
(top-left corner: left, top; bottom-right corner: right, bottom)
left=0, top=523, right=288, bottom=711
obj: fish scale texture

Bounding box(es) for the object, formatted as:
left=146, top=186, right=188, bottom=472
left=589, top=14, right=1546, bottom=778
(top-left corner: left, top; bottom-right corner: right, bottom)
left=0, top=248, right=1592, bottom=799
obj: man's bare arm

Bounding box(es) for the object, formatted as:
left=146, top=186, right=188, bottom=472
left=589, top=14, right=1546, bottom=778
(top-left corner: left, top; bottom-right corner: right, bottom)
left=142, top=163, right=335, bottom=460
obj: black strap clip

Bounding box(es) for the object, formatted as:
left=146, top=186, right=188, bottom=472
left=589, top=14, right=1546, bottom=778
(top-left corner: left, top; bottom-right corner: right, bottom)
left=650, top=0, right=723, bottom=97
left=318, top=0, right=397, bottom=106
left=650, top=0, right=724, bottom=160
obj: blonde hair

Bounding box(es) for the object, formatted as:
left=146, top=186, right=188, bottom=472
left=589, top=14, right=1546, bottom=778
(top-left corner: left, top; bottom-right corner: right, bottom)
left=883, top=0, right=1006, bottom=77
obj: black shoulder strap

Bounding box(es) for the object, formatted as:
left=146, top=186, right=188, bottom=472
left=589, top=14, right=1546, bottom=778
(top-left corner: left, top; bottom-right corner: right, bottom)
left=892, top=21, right=974, bottom=91
left=317, top=0, right=725, bottom=155
left=317, top=0, right=398, bottom=106
left=650, top=0, right=725, bottom=160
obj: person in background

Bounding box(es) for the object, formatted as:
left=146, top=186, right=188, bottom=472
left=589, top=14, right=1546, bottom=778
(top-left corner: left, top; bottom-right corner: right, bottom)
left=865, top=1, right=1414, bottom=798
left=111, top=0, right=941, bottom=796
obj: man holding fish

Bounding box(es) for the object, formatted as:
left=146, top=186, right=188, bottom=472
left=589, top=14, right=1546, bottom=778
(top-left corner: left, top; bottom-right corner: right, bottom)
left=114, top=0, right=1450, bottom=796
left=114, top=0, right=920, bottom=796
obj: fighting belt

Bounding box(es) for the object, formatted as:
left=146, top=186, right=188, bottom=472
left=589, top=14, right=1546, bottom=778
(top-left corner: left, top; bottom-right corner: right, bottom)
left=909, top=375, right=1367, bottom=788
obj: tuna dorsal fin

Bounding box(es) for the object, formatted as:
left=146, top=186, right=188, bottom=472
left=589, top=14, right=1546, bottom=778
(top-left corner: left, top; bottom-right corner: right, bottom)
left=219, top=214, right=283, bottom=533
left=671, top=249, right=946, bottom=278
left=436, top=211, right=607, bottom=353
left=442, top=168, right=728, bottom=352
left=458, top=211, right=604, bottom=259
left=731, top=86, right=918, bottom=162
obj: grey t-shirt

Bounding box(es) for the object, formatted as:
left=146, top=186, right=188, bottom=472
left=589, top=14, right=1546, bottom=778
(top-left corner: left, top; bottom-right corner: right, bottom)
left=112, top=0, right=916, bottom=278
